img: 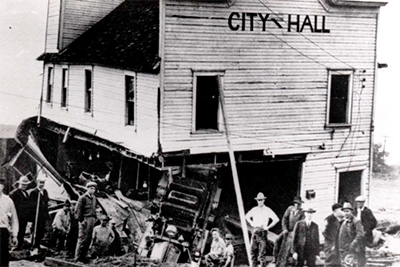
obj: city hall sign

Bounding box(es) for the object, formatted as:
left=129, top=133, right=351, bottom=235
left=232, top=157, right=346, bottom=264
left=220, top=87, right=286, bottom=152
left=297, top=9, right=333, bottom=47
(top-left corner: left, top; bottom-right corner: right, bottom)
left=228, top=13, right=330, bottom=33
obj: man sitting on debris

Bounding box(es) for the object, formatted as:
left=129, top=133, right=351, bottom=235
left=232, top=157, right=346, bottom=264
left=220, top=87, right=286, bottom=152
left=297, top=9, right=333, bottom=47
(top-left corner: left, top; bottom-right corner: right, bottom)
left=205, top=228, right=226, bottom=266
left=245, top=192, right=279, bottom=267
left=220, top=233, right=234, bottom=267
left=75, top=181, right=98, bottom=263
left=339, top=202, right=365, bottom=267
left=90, top=215, right=115, bottom=258
left=52, top=200, right=71, bottom=251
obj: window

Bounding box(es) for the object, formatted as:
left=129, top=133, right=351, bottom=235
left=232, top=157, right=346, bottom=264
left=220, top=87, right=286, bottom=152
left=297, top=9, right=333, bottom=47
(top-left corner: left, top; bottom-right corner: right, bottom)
left=193, top=73, right=222, bottom=132
left=61, top=68, right=68, bottom=107
left=46, top=67, right=53, bottom=103
left=125, top=75, right=135, bottom=125
left=84, top=69, right=92, bottom=113
left=327, top=70, right=353, bottom=125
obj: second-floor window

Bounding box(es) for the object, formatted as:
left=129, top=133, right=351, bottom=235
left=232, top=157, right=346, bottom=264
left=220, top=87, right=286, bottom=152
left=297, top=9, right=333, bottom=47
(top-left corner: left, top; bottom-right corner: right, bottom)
left=125, top=75, right=135, bottom=125
left=85, top=69, right=92, bottom=113
left=193, top=73, right=222, bottom=132
left=61, top=68, right=68, bottom=107
left=46, top=67, right=53, bottom=103
left=327, top=70, right=353, bottom=126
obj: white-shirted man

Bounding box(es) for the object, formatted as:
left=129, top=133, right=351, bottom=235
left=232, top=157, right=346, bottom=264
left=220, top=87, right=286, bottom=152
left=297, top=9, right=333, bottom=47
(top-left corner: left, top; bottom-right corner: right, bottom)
left=245, top=192, right=279, bottom=267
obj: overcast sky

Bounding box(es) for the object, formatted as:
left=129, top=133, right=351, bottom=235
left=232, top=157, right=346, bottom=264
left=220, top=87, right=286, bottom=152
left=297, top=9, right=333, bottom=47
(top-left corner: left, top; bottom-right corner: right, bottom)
left=0, top=0, right=399, bottom=163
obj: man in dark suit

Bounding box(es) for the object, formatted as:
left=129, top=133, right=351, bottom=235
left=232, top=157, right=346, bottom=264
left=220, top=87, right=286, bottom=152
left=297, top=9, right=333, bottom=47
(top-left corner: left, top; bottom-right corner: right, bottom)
left=29, top=177, right=50, bottom=251
left=9, top=175, right=32, bottom=250
left=323, top=203, right=344, bottom=267
left=355, top=195, right=377, bottom=247
left=292, top=206, right=320, bottom=267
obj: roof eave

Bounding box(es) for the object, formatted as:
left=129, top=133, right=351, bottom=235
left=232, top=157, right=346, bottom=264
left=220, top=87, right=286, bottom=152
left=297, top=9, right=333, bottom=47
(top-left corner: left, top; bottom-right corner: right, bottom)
left=326, top=0, right=388, bottom=7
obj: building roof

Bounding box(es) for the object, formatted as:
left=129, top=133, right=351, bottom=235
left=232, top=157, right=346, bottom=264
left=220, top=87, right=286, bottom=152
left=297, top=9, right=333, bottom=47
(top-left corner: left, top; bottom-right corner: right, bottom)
left=38, top=0, right=160, bottom=74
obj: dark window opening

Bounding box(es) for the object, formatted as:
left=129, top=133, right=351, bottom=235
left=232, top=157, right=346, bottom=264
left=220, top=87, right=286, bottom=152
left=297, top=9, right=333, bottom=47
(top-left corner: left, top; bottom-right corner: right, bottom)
left=85, top=69, right=92, bottom=113
left=125, top=75, right=135, bottom=125
left=329, top=74, right=350, bottom=124
left=338, top=170, right=362, bottom=208
left=61, top=68, right=68, bottom=107
left=46, top=67, right=53, bottom=103
left=195, top=75, right=219, bottom=131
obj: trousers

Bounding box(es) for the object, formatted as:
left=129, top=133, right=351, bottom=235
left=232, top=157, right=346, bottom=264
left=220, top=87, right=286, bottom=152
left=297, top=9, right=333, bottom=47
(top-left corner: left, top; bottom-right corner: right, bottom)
left=75, top=217, right=95, bottom=261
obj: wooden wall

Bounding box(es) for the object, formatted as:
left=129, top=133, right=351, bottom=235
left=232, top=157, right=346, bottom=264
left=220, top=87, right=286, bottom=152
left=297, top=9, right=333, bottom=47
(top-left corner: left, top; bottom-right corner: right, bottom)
left=41, top=64, right=159, bottom=158
left=45, top=0, right=61, bottom=52
left=160, top=0, right=381, bottom=223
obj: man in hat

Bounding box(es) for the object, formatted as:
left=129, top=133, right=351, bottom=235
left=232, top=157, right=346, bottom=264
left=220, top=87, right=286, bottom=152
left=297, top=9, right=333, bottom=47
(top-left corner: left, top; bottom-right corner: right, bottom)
left=52, top=200, right=72, bottom=251
left=355, top=195, right=377, bottom=247
left=245, top=192, right=279, bottom=267
left=323, top=203, right=344, bottom=267
left=9, top=175, right=31, bottom=250
left=275, top=196, right=305, bottom=267
left=221, top=233, right=235, bottom=267
left=339, top=202, right=365, bottom=267
left=29, top=176, right=50, bottom=251
left=90, top=215, right=114, bottom=258
left=0, top=177, right=18, bottom=267
left=292, top=206, right=320, bottom=267
left=74, top=181, right=98, bottom=263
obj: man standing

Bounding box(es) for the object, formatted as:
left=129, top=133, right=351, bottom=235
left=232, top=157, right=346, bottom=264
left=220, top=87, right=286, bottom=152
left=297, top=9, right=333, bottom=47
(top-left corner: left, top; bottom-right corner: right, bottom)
left=323, top=203, right=344, bottom=267
left=90, top=215, right=115, bottom=258
left=75, top=181, right=98, bottom=263
left=29, top=177, right=49, bottom=251
left=9, top=175, right=31, bottom=250
left=339, top=203, right=365, bottom=267
left=275, top=196, right=305, bottom=267
left=245, top=192, right=279, bottom=267
left=52, top=200, right=71, bottom=251
left=0, top=177, right=18, bottom=267
left=355, top=195, right=377, bottom=247
left=292, top=206, right=320, bottom=267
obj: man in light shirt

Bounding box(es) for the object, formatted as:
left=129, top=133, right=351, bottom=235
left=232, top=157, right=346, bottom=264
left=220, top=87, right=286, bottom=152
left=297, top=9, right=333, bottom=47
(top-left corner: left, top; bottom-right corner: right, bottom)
left=355, top=195, right=377, bottom=247
left=0, top=177, right=19, bottom=267
left=52, top=200, right=71, bottom=251
left=245, top=192, right=279, bottom=267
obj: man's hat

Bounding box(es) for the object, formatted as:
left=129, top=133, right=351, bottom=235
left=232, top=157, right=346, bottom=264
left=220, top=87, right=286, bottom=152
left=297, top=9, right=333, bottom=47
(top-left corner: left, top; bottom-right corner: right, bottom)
left=17, top=176, right=32, bottom=185
left=254, top=192, right=267, bottom=200
left=331, top=203, right=343, bottom=211
left=86, top=181, right=98, bottom=188
left=225, top=233, right=234, bottom=240
left=303, top=205, right=316, bottom=213
left=100, top=214, right=110, bottom=221
left=0, top=178, right=5, bottom=184
left=293, top=196, right=304, bottom=204
left=342, top=202, right=354, bottom=211
left=37, top=176, right=46, bottom=183
left=355, top=195, right=366, bottom=202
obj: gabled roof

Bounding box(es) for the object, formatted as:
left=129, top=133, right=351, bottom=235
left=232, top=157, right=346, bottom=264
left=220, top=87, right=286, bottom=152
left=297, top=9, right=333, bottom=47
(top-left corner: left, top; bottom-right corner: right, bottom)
left=38, top=0, right=160, bottom=74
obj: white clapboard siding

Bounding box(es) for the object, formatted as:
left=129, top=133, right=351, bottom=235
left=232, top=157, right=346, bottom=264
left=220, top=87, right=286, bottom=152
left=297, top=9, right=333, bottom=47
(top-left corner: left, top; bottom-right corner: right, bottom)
left=160, top=0, right=380, bottom=225
left=41, top=64, right=159, bottom=157
left=45, top=0, right=61, bottom=52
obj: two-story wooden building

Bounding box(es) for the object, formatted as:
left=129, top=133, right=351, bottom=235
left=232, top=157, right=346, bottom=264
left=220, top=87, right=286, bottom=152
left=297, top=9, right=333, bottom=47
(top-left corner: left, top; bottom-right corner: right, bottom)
left=19, top=0, right=387, bottom=237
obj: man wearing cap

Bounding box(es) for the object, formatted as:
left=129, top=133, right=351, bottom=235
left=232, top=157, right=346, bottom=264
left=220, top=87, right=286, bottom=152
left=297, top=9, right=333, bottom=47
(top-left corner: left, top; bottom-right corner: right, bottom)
left=0, top=177, right=18, bottom=267
left=9, top=175, right=31, bottom=250
left=355, top=195, right=377, bottom=248
left=339, top=202, right=365, bottom=267
left=52, top=200, right=72, bottom=251
left=29, top=177, right=50, bottom=251
left=221, top=233, right=234, bottom=267
left=74, top=181, right=98, bottom=263
left=275, top=196, right=305, bottom=267
left=90, top=215, right=115, bottom=258
left=323, top=203, right=344, bottom=267
left=245, top=192, right=279, bottom=267
left=292, top=206, right=320, bottom=267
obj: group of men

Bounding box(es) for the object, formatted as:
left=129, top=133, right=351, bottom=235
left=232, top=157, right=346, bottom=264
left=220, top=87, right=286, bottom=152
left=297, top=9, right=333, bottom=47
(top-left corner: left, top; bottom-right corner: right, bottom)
left=0, top=176, right=121, bottom=266
left=245, top=192, right=377, bottom=267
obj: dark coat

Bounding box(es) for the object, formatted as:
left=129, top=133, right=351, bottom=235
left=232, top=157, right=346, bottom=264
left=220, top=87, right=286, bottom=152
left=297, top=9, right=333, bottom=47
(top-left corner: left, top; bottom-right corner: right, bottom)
left=355, top=207, right=377, bottom=245
left=322, top=214, right=341, bottom=266
left=282, top=205, right=304, bottom=232
left=292, top=220, right=320, bottom=259
left=9, top=188, right=30, bottom=221
left=29, top=188, right=49, bottom=223
left=339, top=215, right=364, bottom=255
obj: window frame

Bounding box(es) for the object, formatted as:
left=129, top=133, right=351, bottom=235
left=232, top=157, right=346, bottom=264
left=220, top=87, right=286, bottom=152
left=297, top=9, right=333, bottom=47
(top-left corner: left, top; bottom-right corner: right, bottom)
left=84, top=67, right=93, bottom=114
left=191, top=71, right=224, bottom=134
left=124, top=73, right=136, bottom=127
left=326, top=69, right=354, bottom=128
left=45, top=66, right=54, bottom=104
left=61, top=67, right=69, bottom=108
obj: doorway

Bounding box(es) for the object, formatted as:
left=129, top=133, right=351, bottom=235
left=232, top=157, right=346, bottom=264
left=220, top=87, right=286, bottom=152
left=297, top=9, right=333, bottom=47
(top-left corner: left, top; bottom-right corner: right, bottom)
left=338, top=170, right=363, bottom=207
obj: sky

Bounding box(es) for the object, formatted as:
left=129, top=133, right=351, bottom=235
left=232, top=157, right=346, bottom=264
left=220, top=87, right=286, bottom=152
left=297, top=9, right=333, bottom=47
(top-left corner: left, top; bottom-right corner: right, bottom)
left=0, top=0, right=399, bottom=163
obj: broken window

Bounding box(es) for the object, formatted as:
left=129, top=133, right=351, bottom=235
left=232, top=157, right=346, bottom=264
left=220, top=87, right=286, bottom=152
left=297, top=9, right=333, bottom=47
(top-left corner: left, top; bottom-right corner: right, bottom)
left=125, top=75, right=135, bottom=125
left=46, top=66, right=53, bottom=103
left=61, top=68, right=68, bottom=107
left=85, top=69, right=92, bottom=113
left=193, top=74, right=221, bottom=131
left=327, top=70, right=353, bottom=125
